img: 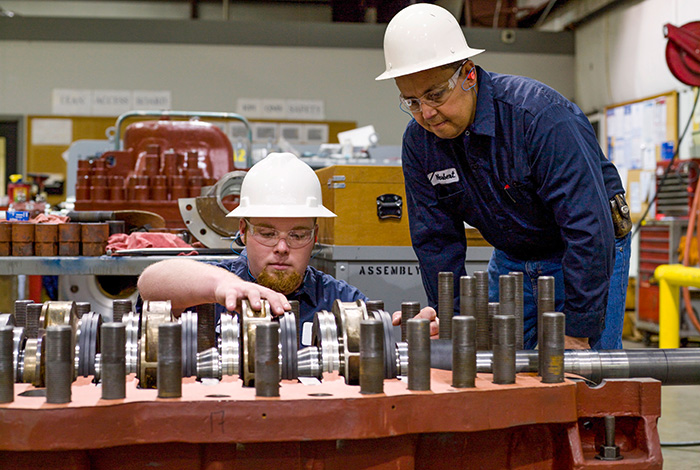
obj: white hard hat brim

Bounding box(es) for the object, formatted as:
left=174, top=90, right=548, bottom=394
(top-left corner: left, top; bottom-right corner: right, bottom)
left=375, top=48, right=484, bottom=81
left=226, top=205, right=337, bottom=218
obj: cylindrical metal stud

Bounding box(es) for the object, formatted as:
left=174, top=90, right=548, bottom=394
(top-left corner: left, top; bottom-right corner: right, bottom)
left=196, top=303, right=217, bottom=352
left=407, top=318, right=431, bottom=391
left=365, top=300, right=384, bottom=313
left=75, top=302, right=91, bottom=320
left=474, top=271, right=489, bottom=351
left=459, top=275, right=476, bottom=317
left=45, top=325, right=73, bottom=404
left=112, top=299, right=132, bottom=324
left=400, top=302, right=420, bottom=343
left=541, top=312, right=565, bottom=384
left=438, top=272, right=454, bottom=339
left=157, top=322, right=182, bottom=399
left=255, top=322, right=280, bottom=398
left=499, top=275, right=515, bottom=317
left=101, top=322, right=126, bottom=400
left=537, top=276, right=556, bottom=375
left=492, top=315, right=516, bottom=385
left=452, top=316, right=476, bottom=388
left=0, top=326, right=14, bottom=403
left=508, top=271, right=524, bottom=350
left=487, top=302, right=500, bottom=350
left=360, top=319, right=384, bottom=394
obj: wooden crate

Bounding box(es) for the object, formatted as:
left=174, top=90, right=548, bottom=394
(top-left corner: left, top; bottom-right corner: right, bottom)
left=315, top=165, right=490, bottom=247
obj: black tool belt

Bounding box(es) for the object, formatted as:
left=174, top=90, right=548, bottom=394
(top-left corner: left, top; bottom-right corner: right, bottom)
left=610, top=193, right=633, bottom=239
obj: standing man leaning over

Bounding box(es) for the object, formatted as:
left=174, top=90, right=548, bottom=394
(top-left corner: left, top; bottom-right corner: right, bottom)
left=378, top=4, right=632, bottom=350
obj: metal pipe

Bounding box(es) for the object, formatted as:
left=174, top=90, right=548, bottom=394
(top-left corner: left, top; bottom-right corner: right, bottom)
left=655, top=264, right=700, bottom=348
left=430, top=341, right=700, bottom=386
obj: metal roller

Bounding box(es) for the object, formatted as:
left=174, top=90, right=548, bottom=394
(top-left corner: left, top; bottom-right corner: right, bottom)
left=219, top=313, right=239, bottom=377
left=429, top=340, right=700, bottom=386
left=312, top=310, right=340, bottom=373
left=122, top=311, right=140, bottom=375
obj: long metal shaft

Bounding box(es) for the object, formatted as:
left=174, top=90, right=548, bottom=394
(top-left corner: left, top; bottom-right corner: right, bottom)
left=429, top=340, right=700, bottom=386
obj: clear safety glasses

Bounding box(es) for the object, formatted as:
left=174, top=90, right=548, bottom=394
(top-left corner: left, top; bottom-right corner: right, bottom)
left=399, top=61, right=470, bottom=114
left=246, top=220, right=315, bottom=249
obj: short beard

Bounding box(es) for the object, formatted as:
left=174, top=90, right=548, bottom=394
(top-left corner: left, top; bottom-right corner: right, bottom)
left=257, top=269, right=303, bottom=295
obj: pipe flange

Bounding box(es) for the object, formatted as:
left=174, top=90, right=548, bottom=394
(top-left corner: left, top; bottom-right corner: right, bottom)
left=138, top=300, right=173, bottom=388
left=219, top=313, right=239, bottom=377
left=312, top=310, right=339, bottom=373
left=332, top=299, right=367, bottom=385
left=240, top=300, right=272, bottom=387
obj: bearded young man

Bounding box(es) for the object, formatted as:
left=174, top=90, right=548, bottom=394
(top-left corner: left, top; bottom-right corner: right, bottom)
left=138, top=153, right=440, bottom=344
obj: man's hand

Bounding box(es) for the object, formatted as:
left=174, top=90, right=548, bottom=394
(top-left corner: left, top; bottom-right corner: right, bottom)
left=564, top=335, right=590, bottom=350
left=214, top=279, right=291, bottom=316
left=391, top=306, right=440, bottom=338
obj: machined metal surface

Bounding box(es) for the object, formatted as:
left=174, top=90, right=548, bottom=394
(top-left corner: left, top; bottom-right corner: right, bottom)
left=359, top=319, right=384, bottom=395
left=112, top=299, right=132, bottom=324
left=438, top=271, right=454, bottom=340
left=407, top=318, right=430, bottom=391
left=0, top=326, right=14, bottom=403
left=240, top=300, right=272, bottom=387
left=219, top=313, right=239, bottom=377
left=537, top=276, right=555, bottom=371
left=400, top=301, right=419, bottom=343
left=278, top=312, right=298, bottom=381
left=508, top=271, right=525, bottom=350
left=492, top=315, right=516, bottom=385
left=45, top=325, right=73, bottom=404
left=139, top=300, right=173, bottom=389
left=101, top=322, right=126, bottom=400
left=178, top=311, right=198, bottom=378
left=541, top=312, right=565, bottom=384
left=332, top=299, right=367, bottom=385
left=122, top=311, right=140, bottom=375
left=255, top=322, right=280, bottom=397
left=75, top=311, right=102, bottom=378
left=474, top=271, right=489, bottom=351
left=460, top=275, right=476, bottom=317
left=157, top=322, right=182, bottom=399
left=312, top=310, right=339, bottom=373
left=14, top=300, right=32, bottom=329
left=452, top=315, right=476, bottom=388
left=196, top=347, right=221, bottom=381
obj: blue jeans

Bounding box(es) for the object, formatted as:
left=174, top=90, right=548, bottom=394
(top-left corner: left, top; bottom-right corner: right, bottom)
left=486, top=233, right=631, bottom=350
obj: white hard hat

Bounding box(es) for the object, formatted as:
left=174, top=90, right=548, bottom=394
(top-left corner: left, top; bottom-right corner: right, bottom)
left=376, top=3, right=484, bottom=81
left=227, top=152, right=337, bottom=218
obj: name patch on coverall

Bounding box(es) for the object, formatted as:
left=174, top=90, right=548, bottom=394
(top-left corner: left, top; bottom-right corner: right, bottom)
left=428, top=168, right=459, bottom=185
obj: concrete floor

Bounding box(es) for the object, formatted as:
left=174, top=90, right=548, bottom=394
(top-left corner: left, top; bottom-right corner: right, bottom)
left=622, top=339, right=700, bottom=468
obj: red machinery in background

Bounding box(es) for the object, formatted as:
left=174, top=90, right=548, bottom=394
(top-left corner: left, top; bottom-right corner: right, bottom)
left=73, top=112, right=251, bottom=231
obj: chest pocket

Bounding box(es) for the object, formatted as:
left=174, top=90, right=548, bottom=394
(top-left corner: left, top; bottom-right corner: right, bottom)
left=502, top=177, right=539, bottom=207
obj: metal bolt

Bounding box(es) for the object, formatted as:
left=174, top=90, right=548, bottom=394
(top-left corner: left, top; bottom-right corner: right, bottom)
left=0, top=326, right=14, bottom=403
left=492, top=315, right=516, bottom=385
left=46, top=325, right=73, bottom=404
left=452, top=316, right=476, bottom=388
left=14, top=300, right=33, bottom=329
left=255, top=322, right=280, bottom=398
left=487, top=302, right=500, bottom=350
left=196, top=303, right=216, bottom=353
left=158, top=322, right=182, bottom=399
left=360, top=319, right=384, bottom=394
left=101, top=322, right=126, bottom=400
left=438, top=271, right=454, bottom=340
left=537, top=276, right=555, bottom=375
left=508, top=271, right=524, bottom=350
left=112, top=299, right=132, bottom=324
left=75, top=302, right=91, bottom=320
left=407, top=318, right=430, bottom=391
left=26, top=303, right=43, bottom=339
left=474, top=271, right=489, bottom=351
left=459, top=275, right=476, bottom=317
left=400, top=301, right=420, bottom=342
left=541, top=312, right=565, bottom=384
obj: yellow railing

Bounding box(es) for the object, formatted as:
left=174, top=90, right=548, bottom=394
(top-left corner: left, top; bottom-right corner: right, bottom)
left=653, top=264, right=700, bottom=348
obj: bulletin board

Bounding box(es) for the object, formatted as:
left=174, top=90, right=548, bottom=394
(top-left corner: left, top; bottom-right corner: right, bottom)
left=26, top=115, right=357, bottom=206
left=605, top=91, right=678, bottom=221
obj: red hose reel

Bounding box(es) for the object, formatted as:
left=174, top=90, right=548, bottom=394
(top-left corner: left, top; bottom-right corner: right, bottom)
left=665, top=21, right=700, bottom=87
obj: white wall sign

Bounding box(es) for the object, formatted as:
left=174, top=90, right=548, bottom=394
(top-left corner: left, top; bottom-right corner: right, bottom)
left=236, top=99, right=262, bottom=119
left=304, top=124, right=329, bottom=144
left=92, top=90, right=132, bottom=115
left=133, top=90, right=171, bottom=109
left=286, top=100, right=325, bottom=120
left=31, top=118, right=73, bottom=145
left=52, top=89, right=92, bottom=115
left=260, top=99, right=286, bottom=119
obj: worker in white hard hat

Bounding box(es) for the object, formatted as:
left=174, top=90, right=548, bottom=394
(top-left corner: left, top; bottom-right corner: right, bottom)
left=378, top=4, right=632, bottom=350
left=138, top=152, right=440, bottom=344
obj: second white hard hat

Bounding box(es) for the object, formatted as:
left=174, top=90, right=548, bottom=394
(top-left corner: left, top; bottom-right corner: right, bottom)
left=376, top=3, right=484, bottom=81
left=227, top=152, right=337, bottom=219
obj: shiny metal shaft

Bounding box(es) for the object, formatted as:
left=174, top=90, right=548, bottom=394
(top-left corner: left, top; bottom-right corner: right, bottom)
left=101, top=322, right=126, bottom=400
left=499, top=275, right=515, bottom=317
left=407, top=318, right=430, bottom=391
left=400, top=301, right=420, bottom=343
left=158, top=322, right=182, bottom=399
left=46, top=325, right=73, bottom=404
left=360, top=319, right=384, bottom=394
left=508, top=271, right=525, bottom=350
left=492, top=315, right=516, bottom=384
left=460, top=275, right=476, bottom=317
left=474, top=271, right=489, bottom=350
left=438, top=271, right=454, bottom=339
left=0, top=326, right=14, bottom=403
left=255, top=322, right=280, bottom=397
left=452, top=316, right=476, bottom=388
left=541, top=312, right=565, bottom=384
left=537, top=276, right=555, bottom=374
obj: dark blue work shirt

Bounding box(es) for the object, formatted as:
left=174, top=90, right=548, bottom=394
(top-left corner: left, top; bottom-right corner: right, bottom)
left=208, top=249, right=368, bottom=327
left=402, top=67, right=624, bottom=337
